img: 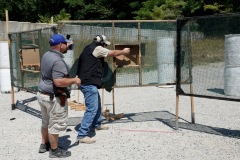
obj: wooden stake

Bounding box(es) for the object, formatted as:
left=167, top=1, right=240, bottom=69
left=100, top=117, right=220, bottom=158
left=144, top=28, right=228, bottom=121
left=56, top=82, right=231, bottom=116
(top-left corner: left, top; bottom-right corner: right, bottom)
left=190, top=84, right=195, bottom=123
left=11, top=86, right=15, bottom=110
left=175, top=93, right=179, bottom=130
left=112, top=88, right=115, bottom=115
left=187, top=22, right=195, bottom=124
left=69, top=91, right=71, bottom=102
left=5, top=10, right=10, bottom=46
left=102, top=88, right=104, bottom=112
left=138, top=22, right=142, bottom=85
left=77, top=90, right=80, bottom=104
left=6, top=10, right=15, bottom=110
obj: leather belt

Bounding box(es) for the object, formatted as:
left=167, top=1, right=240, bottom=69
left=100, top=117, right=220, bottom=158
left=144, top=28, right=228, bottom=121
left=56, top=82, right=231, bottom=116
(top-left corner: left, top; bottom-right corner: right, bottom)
left=39, top=91, right=50, bottom=96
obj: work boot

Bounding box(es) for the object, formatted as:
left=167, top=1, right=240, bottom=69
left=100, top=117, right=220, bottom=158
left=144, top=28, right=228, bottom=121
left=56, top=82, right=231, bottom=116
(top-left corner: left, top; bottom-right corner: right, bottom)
left=49, top=147, right=71, bottom=158
left=39, top=142, right=50, bottom=153
left=91, top=125, right=109, bottom=132
left=76, top=136, right=96, bottom=144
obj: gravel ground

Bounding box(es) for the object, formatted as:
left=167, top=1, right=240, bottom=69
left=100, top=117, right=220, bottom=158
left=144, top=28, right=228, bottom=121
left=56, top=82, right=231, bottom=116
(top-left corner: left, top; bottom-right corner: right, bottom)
left=0, top=86, right=240, bottom=160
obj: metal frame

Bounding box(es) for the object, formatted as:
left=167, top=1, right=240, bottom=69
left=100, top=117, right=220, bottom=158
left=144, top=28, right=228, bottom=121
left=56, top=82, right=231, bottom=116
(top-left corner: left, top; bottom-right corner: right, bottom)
left=175, top=12, right=240, bottom=129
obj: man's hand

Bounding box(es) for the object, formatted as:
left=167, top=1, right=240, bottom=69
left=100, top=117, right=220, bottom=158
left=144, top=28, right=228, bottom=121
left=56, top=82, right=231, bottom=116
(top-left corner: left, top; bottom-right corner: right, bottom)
left=122, top=48, right=130, bottom=55
left=74, top=75, right=81, bottom=86
left=67, top=42, right=73, bottom=50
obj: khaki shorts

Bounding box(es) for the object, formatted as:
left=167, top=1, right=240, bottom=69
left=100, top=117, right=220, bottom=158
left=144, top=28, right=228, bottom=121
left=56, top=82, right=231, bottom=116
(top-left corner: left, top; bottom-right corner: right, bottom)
left=37, top=92, right=68, bottom=135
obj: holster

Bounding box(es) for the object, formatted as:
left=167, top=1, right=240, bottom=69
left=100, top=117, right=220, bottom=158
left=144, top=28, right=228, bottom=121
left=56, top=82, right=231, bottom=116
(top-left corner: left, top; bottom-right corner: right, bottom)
left=59, top=95, right=67, bottom=107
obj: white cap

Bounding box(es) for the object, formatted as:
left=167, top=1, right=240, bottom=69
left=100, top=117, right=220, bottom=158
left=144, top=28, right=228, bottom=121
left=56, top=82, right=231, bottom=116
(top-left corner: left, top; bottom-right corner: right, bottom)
left=95, top=35, right=111, bottom=45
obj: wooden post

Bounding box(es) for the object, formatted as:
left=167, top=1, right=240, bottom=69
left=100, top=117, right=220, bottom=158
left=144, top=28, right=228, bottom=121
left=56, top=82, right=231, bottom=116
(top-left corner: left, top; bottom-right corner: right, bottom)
left=51, top=16, right=53, bottom=27
left=77, top=90, right=80, bottom=104
left=187, top=22, right=195, bottom=124
left=190, top=85, right=195, bottom=123
left=112, top=22, right=116, bottom=115
left=69, top=91, right=71, bottom=102
left=6, top=10, right=15, bottom=110
left=138, top=22, right=142, bottom=85
left=112, top=88, right=115, bottom=115
left=175, top=93, right=179, bottom=130
left=102, top=88, right=104, bottom=112
left=5, top=10, right=10, bottom=45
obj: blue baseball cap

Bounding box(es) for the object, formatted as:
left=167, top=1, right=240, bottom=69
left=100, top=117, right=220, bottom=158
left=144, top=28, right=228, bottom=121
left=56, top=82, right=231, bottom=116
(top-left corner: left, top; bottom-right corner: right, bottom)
left=49, top=34, right=71, bottom=46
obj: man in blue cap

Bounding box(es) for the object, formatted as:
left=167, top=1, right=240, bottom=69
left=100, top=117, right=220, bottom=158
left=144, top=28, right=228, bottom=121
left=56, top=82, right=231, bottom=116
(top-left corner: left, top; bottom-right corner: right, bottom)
left=37, top=34, right=81, bottom=158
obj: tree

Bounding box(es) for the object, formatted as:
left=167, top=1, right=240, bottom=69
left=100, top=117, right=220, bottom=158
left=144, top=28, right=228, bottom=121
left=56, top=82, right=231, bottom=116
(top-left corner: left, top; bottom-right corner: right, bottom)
left=132, top=0, right=186, bottom=20
left=65, top=0, right=146, bottom=20
left=204, top=2, right=233, bottom=14
left=38, top=9, right=71, bottom=24
left=181, top=0, right=204, bottom=17
left=0, top=0, right=66, bottom=22
left=151, top=0, right=186, bottom=19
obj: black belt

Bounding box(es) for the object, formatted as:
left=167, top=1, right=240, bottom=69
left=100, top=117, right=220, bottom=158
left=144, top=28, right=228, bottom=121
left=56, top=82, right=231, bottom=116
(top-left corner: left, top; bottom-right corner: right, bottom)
left=39, top=91, right=50, bottom=96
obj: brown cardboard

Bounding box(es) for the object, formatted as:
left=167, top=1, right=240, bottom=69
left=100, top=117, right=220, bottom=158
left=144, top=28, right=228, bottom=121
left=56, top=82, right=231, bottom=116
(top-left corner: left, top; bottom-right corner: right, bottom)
left=22, top=48, right=40, bottom=66
left=115, top=44, right=139, bottom=66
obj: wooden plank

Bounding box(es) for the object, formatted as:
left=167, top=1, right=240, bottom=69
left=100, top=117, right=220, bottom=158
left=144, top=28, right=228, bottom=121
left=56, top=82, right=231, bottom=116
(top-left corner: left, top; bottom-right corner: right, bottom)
left=102, top=112, right=124, bottom=121
left=75, top=106, right=86, bottom=111
left=109, top=113, right=124, bottom=121
left=22, top=69, right=41, bottom=73
left=59, top=20, right=177, bottom=23
left=70, top=106, right=77, bottom=110
left=68, top=100, right=86, bottom=110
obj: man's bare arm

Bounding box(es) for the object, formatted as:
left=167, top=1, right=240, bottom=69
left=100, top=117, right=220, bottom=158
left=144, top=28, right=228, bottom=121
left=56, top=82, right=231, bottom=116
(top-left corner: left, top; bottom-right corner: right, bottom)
left=107, top=48, right=130, bottom=57
left=53, top=75, right=81, bottom=87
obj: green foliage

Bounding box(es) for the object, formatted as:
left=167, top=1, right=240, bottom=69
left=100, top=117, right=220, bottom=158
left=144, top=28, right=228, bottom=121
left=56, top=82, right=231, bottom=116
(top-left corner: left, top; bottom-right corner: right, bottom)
left=65, top=0, right=146, bottom=20
left=181, top=0, right=204, bottom=17
left=38, top=9, right=71, bottom=24
left=152, top=0, right=186, bottom=19
left=132, top=0, right=164, bottom=20
left=65, top=0, right=114, bottom=20
left=133, top=0, right=186, bottom=20
left=1, top=0, right=240, bottom=22
left=204, top=3, right=233, bottom=14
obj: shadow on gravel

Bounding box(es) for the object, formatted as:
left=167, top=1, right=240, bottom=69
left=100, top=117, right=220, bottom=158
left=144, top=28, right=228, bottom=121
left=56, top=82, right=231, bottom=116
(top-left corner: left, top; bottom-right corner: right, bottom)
left=58, top=135, right=78, bottom=150
left=105, top=110, right=240, bottom=139
left=160, top=119, right=240, bottom=139
left=15, top=101, right=240, bottom=139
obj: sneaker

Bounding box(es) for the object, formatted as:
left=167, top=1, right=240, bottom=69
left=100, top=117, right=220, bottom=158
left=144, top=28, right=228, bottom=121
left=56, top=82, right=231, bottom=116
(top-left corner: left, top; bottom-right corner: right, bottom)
left=39, top=142, right=50, bottom=153
left=91, top=125, right=109, bottom=132
left=76, top=136, right=96, bottom=144
left=49, top=147, right=71, bottom=158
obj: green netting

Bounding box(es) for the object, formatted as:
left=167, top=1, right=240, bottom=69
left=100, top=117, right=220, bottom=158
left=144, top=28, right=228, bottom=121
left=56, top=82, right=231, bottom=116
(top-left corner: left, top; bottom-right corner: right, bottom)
left=176, top=13, right=240, bottom=101
left=8, top=21, right=181, bottom=92
left=59, top=21, right=178, bottom=89
left=8, top=27, right=57, bottom=92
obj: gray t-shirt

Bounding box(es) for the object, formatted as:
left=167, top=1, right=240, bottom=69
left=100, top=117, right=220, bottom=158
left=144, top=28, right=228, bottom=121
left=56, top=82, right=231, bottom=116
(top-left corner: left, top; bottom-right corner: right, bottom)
left=38, top=48, right=71, bottom=93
